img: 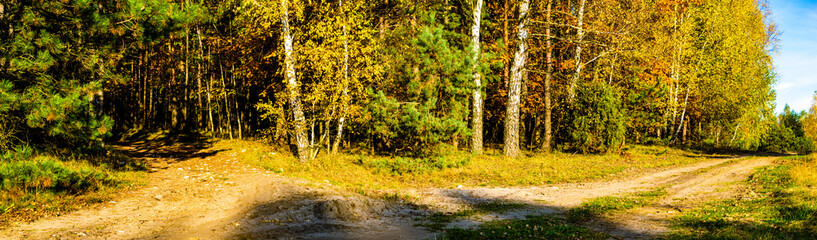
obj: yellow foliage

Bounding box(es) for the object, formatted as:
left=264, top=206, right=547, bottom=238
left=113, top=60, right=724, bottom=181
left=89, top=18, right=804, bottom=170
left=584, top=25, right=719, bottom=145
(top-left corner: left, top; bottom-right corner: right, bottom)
left=803, top=92, right=817, bottom=146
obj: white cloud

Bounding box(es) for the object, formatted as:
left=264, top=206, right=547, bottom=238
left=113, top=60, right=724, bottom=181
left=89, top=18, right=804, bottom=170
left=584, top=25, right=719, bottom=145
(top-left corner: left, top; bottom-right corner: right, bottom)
left=775, top=82, right=796, bottom=91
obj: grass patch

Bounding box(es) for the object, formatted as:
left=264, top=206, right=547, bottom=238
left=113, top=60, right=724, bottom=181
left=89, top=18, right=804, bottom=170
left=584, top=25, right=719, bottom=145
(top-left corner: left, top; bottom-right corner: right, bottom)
left=220, top=140, right=721, bottom=193
left=439, top=215, right=609, bottom=240
left=568, top=188, right=667, bottom=222
left=416, top=201, right=528, bottom=231
left=0, top=146, right=144, bottom=224
left=354, top=154, right=470, bottom=175
left=667, top=154, right=817, bottom=239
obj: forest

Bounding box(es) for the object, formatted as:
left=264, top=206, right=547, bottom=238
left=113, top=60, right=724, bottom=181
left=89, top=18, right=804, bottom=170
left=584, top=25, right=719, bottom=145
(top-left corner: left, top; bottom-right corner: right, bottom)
left=2, top=0, right=817, bottom=239
left=1, top=0, right=815, bottom=158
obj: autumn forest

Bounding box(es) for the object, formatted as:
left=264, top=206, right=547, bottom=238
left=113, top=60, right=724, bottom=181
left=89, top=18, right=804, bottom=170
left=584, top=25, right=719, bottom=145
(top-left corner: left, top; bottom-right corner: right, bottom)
left=8, top=0, right=813, bottom=161
left=6, top=0, right=817, bottom=238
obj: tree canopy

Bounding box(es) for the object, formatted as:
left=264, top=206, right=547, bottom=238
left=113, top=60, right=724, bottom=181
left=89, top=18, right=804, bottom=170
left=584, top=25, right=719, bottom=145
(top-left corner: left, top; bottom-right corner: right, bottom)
left=0, top=0, right=799, bottom=158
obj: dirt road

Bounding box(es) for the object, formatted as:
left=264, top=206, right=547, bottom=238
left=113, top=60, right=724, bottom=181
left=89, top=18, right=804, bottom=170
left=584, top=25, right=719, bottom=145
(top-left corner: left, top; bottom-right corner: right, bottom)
left=0, top=143, right=775, bottom=239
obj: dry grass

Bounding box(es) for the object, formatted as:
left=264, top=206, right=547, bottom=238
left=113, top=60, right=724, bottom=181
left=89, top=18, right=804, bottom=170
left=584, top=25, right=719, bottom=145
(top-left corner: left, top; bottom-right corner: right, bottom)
left=0, top=154, right=145, bottom=225
left=216, top=140, right=721, bottom=193
left=790, top=154, right=817, bottom=188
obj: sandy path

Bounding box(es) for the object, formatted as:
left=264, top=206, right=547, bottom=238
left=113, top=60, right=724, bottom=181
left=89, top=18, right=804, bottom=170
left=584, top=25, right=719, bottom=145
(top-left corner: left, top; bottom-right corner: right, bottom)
left=586, top=157, right=774, bottom=239
left=407, top=156, right=773, bottom=238
left=412, top=156, right=744, bottom=210
left=0, top=143, right=430, bottom=240
left=0, top=143, right=777, bottom=239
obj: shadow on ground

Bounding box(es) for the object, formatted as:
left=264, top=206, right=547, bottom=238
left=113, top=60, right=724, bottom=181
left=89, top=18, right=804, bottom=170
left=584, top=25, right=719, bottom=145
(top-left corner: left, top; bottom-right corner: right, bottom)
left=159, top=187, right=666, bottom=239
left=113, top=133, right=221, bottom=172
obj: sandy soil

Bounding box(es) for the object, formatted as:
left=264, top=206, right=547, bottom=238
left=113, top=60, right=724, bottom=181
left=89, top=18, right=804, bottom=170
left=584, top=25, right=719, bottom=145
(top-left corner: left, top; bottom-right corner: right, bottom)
left=0, top=142, right=777, bottom=240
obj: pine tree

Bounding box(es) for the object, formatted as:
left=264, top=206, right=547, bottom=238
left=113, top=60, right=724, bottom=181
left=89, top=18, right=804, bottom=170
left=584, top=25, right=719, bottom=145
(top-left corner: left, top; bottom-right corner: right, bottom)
left=370, top=13, right=473, bottom=156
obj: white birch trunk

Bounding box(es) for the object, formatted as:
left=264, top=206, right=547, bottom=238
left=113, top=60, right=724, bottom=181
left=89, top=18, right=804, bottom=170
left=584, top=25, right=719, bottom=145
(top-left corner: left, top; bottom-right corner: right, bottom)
left=504, top=0, right=530, bottom=158
left=281, top=0, right=309, bottom=162
left=568, top=0, right=587, bottom=101
left=471, top=0, right=484, bottom=154
left=333, top=0, right=350, bottom=154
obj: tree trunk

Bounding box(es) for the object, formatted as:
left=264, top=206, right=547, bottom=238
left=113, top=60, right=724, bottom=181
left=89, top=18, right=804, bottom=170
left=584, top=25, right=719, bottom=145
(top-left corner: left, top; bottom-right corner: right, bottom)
left=196, top=27, right=204, bottom=130
left=206, top=42, right=215, bottom=133
left=379, top=0, right=388, bottom=39
left=670, top=85, right=690, bottom=145
left=184, top=30, right=190, bottom=131
left=683, top=116, right=688, bottom=144
left=542, top=0, right=553, bottom=152
left=234, top=69, right=243, bottom=140
left=502, top=0, right=510, bottom=88
left=504, top=0, right=530, bottom=158
left=220, top=62, right=233, bottom=139
left=471, top=0, right=484, bottom=154
left=281, top=0, right=309, bottom=162
left=170, top=39, right=178, bottom=130
left=208, top=73, right=214, bottom=133
left=139, top=50, right=146, bottom=127
left=333, top=0, right=350, bottom=154
left=568, top=0, right=587, bottom=101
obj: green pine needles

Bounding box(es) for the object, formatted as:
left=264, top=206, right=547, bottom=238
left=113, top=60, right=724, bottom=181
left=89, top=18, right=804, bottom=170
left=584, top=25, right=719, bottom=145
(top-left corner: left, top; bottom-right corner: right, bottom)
left=563, top=81, right=626, bottom=153
left=369, top=13, right=473, bottom=157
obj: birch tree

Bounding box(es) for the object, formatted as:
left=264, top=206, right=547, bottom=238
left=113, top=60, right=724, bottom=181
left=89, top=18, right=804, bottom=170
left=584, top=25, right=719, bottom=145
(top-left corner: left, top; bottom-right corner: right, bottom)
left=280, top=0, right=309, bottom=162
left=471, top=0, right=484, bottom=154
left=505, top=0, right=530, bottom=158
left=332, top=0, right=350, bottom=154
left=568, top=0, right=586, bottom=102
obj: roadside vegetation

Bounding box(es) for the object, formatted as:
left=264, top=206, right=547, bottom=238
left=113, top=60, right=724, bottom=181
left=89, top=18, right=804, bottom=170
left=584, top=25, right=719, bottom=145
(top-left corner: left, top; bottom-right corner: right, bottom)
left=567, top=188, right=668, bottom=223
left=667, top=154, right=817, bottom=239
left=0, top=145, right=144, bottom=224
left=219, top=139, right=721, bottom=192
left=440, top=215, right=609, bottom=240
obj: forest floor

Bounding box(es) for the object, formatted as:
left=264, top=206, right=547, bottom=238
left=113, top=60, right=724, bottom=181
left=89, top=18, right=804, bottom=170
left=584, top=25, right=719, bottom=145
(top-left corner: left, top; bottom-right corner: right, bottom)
left=0, top=140, right=779, bottom=239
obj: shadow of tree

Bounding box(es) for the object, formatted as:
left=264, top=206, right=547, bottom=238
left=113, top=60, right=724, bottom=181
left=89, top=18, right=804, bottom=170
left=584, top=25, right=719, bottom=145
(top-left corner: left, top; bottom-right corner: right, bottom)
left=112, top=133, right=221, bottom=171
left=422, top=189, right=659, bottom=239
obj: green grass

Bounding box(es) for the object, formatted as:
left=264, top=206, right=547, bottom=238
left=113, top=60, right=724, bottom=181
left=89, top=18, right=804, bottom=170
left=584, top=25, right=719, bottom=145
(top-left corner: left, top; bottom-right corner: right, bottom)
left=415, top=201, right=528, bottom=231
left=568, top=188, right=667, bottom=222
left=0, top=146, right=144, bottom=223
left=439, top=215, right=609, bottom=240
left=666, top=154, right=817, bottom=239
left=220, top=140, right=721, bottom=194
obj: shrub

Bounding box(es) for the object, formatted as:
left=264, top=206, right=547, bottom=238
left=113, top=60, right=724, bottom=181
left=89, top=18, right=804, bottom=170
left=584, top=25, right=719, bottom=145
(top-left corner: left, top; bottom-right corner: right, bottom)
left=0, top=155, right=117, bottom=194
left=562, top=81, right=626, bottom=153
left=761, top=122, right=814, bottom=153
left=354, top=144, right=470, bottom=175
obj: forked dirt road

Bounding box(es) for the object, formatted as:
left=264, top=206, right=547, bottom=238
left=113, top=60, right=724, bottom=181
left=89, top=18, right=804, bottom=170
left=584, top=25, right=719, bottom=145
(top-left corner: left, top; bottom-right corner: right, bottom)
left=0, top=143, right=775, bottom=239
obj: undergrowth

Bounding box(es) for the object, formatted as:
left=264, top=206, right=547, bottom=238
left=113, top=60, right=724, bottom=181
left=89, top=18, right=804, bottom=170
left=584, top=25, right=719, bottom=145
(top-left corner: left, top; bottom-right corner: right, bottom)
left=0, top=145, right=143, bottom=224
left=667, top=154, right=817, bottom=239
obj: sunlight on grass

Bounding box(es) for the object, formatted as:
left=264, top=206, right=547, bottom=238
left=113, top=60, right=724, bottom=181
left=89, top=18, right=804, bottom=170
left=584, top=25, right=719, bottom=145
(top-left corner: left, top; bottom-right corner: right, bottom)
left=0, top=147, right=145, bottom=223
left=415, top=201, right=529, bottom=231
left=217, top=140, right=719, bottom=194
left=567, top=188, right=667, bottom=222
left=789, top=154, right=817, bottom=190
left=440, top=215, right=609, bottom=240
left=668, top=155, right=817, bottom=239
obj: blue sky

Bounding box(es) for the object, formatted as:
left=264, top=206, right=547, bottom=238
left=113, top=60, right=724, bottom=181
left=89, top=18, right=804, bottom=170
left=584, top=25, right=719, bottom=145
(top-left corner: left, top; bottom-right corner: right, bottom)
left=770, top=0, right=817, bottom=113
